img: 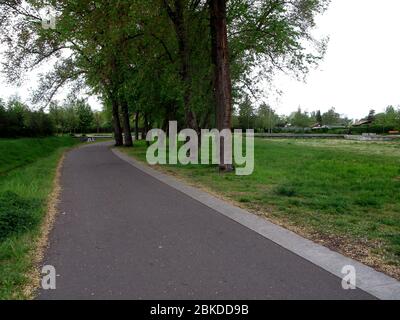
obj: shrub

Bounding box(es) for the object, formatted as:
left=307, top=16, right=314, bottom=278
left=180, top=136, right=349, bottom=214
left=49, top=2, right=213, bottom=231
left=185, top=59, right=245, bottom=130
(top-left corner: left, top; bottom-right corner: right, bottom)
left=25, top=111, right=55, bottom=137
left=0, top=98, right=55, bottom=138
left=274, top=185, right=297, bottom=197
left=239, top=197, right=251, bottom=203
left=349, top=125, right=397, bottom=135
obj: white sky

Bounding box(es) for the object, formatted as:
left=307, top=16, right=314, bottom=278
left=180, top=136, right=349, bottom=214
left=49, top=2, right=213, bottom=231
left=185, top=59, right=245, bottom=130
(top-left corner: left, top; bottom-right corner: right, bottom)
left=266, top=0, right=400, bottom=119
left=1, top=0, right=399, bottom=119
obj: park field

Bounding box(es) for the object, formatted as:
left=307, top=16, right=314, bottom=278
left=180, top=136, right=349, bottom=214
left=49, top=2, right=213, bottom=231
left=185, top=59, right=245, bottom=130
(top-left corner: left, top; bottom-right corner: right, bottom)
left=122, top=138, right=400, bottom=279
left=0, top=137, right=79, bottom=299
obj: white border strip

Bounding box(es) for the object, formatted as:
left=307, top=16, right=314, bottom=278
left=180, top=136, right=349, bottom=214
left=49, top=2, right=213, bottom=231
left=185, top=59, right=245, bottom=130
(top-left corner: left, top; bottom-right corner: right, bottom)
left=112, top=148, right=400, bottom=300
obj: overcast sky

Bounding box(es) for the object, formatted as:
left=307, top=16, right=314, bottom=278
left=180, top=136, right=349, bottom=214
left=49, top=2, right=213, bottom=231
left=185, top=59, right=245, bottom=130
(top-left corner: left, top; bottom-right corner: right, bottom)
left=1, top=0, right=399, bottom=119
left=266, top=0, right=400, bottom=119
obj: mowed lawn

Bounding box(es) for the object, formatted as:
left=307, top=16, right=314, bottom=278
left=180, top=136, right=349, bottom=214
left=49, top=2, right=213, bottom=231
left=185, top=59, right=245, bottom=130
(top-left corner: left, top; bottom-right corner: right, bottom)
left=123, top=138, right=400, bottom=278
left=0, top=137, right=79, bottom=299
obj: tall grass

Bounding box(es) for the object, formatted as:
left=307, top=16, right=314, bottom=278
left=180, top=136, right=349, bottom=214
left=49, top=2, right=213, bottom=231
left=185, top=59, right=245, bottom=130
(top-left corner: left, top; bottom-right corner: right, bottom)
left=0, top=137, right=78, bottom=299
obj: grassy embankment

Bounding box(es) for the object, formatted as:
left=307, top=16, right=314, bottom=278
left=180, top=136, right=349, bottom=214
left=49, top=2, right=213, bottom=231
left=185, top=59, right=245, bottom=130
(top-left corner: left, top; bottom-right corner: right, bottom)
left=121, top=139, right=400, bottom=279
left=0, top=137, right=79, bottom=299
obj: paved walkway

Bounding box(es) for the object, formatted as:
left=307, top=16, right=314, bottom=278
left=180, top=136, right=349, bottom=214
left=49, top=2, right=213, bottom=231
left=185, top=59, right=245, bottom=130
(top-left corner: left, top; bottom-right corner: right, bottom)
left=38, top=143, right=373, bottom=299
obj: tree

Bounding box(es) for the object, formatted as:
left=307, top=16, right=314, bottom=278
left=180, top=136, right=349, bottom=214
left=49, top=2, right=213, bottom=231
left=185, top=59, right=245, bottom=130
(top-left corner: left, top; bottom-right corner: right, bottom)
left=49, top=102, right=67, bottom=134
left=210, top=0, right=234, bottom=171
left=25, top=109, right=55, bottom=137
left=0, top=0, right=331, bottom=164
left=0, top=97, right=54, bottom=137
left=162, top=0, right=199, bottom=132
left=75, top=99, right=94, bottom=134
left=367, top=109, right=376, bottom=123
left=290, top=108, right=313, bottom=128
left=93, top=111, right=102, bottom=134
left=374, top=106, right=400, bottom=131
left=322, top=107, right=341, bottom=126
left=257, top=104, right=278, bottom=133
left=6, top=97, right=29, bottom=136
left=238, top=96, right=255, bottom=129
left=316, top=110, right=323, bottom=126
left=63, top=104, right=78, bottom=134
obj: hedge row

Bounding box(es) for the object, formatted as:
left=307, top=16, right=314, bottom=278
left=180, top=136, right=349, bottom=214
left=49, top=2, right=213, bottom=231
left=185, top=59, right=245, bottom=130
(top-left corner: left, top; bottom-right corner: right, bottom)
left=0, top=106, right=55, bottom=138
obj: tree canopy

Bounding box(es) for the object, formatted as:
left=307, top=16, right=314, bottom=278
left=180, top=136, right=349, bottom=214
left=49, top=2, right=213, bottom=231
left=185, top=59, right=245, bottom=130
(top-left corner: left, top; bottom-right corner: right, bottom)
left=0, top=0, right=330, bottom=155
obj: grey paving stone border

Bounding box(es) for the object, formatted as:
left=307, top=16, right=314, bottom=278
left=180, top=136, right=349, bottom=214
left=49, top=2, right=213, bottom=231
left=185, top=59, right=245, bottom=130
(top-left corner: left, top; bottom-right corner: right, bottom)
left=112, top=147, right=400, bottom=300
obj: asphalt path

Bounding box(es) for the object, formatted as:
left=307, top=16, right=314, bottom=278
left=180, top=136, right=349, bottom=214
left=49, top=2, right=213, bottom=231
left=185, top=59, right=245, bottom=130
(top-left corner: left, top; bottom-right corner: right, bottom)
left=38, top=143, right=373, bottom=300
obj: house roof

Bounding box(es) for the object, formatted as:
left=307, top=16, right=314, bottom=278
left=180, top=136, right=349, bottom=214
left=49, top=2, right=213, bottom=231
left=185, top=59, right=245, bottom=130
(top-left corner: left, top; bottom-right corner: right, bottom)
left=353, top=119, right=372, bottom=127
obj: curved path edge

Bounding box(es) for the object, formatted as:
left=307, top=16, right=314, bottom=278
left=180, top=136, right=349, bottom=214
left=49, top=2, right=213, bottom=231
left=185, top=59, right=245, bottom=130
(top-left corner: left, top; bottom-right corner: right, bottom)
left=112, top=147, right=400, bottom=300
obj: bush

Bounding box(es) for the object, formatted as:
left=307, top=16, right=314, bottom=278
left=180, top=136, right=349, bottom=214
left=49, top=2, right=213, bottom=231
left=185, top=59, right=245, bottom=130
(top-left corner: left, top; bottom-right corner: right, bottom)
left=0, top=98, right=55, bottom=138
left=0, top=191, right=41, bottom=241
left=349, top=125, right=396, bottom=135
left=25, top=111, right=55, bottom=137
left=274, top=185, right=297, bottom=197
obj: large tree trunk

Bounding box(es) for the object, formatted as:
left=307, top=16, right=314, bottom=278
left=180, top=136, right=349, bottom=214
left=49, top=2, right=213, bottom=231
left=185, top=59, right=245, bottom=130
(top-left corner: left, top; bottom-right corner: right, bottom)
left=162, top=102, right=177, bottom=134
left=210, top=0, right=234, bottom=172
left=143, top=113, right=150, bottom=146
left=120, top=98, right=133, bottom=147
left=143, top=113, right=148, bottom=138
left=111, top=98, right=123, bottom=146
left=163, top=0, right=198, bottom=132
left=135, top=111, right=140, bottom=141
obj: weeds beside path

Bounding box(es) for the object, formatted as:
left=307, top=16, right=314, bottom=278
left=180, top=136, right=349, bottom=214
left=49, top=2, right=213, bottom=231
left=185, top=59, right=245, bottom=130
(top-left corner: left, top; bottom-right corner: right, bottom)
left=0, top=137, right=79, bottom=300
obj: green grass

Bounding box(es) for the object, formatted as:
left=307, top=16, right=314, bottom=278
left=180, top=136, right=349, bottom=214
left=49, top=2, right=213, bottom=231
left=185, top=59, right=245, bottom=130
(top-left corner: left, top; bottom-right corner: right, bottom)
left=0, top=137, right=79, bottom=299
left=122, top=138, right=400, bottom=273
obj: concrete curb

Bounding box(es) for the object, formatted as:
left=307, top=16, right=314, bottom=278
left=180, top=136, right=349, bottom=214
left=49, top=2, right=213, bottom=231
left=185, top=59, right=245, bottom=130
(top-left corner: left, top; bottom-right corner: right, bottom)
left=112, top=148, right=400, bottom=300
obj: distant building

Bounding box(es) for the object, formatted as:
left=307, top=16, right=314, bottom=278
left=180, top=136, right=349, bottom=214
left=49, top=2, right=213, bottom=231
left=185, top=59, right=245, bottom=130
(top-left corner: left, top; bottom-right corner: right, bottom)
left=353, top=119, right=372, bottom=127
left=311, top=124, right=347, bottom=130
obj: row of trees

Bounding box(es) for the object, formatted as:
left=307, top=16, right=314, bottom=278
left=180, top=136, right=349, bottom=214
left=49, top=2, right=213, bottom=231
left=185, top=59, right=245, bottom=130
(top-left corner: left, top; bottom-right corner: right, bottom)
left=0, top=97, right=54, bottom=137
left=0, top=96, right=109, bottom=137
left=49, top=99, right=112, bottom=134
left=235, top=104, right=400, bottom=133
left=373, top=106, right=400, bottom=131
left=235, top=104, right=350, bottom=131
left=0, top=0, right=329, bottom=170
